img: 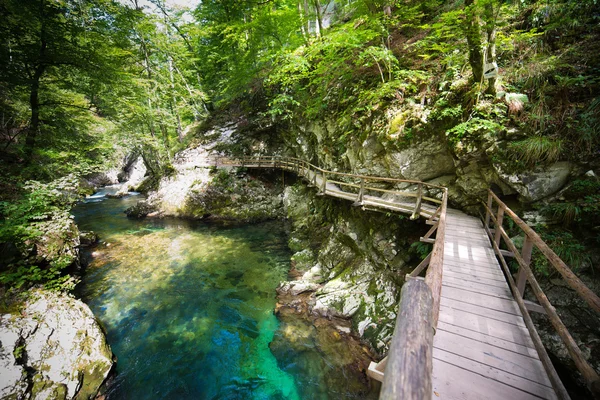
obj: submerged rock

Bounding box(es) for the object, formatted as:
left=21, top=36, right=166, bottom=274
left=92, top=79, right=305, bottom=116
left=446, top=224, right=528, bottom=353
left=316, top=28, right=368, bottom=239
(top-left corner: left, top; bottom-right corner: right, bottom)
left=124, top=200, right=158, bottom=219
left=0, top=290, right=113, bottom=400
left=79, top=231, right=99, bottom=246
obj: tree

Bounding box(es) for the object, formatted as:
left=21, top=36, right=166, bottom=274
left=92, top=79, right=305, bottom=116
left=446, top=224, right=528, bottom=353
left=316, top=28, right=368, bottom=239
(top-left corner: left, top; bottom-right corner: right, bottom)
left=462, top=0, right=500, bottom=93
left=0, top=0, right=132, bottom=159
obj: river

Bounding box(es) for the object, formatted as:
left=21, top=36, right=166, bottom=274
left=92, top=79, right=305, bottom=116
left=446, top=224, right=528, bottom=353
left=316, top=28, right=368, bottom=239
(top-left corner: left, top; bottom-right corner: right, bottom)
left=73, top=186, right=378, bottom=399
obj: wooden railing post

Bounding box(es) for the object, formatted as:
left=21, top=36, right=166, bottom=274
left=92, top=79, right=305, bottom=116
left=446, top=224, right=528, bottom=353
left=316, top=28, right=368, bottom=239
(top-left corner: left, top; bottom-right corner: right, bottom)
left=355, top=178, right=365, bottom=205
left=380, top=279, right=433, bottom=400
left=411, top=183, right=423, bottom=220
left=485, top=190, right=493, bottom=227
left=517, top=235, right=533, bottom=296
left=321, top=172, right=327, bottom=194
left=494, top=206, right=505, bottom=246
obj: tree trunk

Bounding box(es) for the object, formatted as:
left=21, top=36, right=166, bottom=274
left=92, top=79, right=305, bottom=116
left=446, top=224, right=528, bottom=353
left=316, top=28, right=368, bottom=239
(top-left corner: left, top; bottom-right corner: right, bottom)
left=25, top=2, right=47, bottom=159
left=25, top=66, right=45, bottom=158
left=311, top=0, right=323, bottom=38
left=484, top=1, right=498, bottom=95
left=463, top=0, right=484, bottom=84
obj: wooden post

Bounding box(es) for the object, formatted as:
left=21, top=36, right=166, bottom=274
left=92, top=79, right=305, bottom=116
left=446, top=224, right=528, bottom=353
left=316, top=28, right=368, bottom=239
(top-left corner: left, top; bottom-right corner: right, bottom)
left=380, top=279, right=434, bottom=400
left=485, top=190, right=493, bottom=227
left=355, top=178, right=365, bottom=205
left=494, top=206, right=505, bottom=246
left=411, top=184, right=423, bottom=220
left=517, top=235, right=533, bottom=296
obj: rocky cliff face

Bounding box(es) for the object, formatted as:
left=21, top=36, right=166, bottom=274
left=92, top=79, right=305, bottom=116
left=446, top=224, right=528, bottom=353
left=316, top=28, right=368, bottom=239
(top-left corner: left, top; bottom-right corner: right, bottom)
left=277, top=185, right=426, bottom=353
left=130, top=124, right=284, bottom=222
left=283, top=120, right=581, bottom=211
left=0, top=291, right=113, bottom=400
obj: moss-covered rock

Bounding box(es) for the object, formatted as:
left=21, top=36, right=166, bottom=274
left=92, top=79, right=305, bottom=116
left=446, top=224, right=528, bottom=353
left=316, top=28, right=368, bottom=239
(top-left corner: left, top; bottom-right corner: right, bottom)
left=0, top=290, right=113, bottom=400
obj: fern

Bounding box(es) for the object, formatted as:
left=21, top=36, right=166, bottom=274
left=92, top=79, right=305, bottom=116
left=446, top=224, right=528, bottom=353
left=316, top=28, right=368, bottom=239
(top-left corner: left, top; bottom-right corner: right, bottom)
left=507, top=136, right=563, bottom=165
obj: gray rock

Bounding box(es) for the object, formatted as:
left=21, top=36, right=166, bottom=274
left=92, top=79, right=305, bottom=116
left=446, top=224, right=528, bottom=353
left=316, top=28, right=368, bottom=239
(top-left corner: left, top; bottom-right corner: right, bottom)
left=79, top=231, right=99, bottom=246
left=499, top=162, right=573, bottom=202
left=125, top=200, right=158, bottom=219
left=0, top=291, right=113, bottom=400
left=386, top=140, right=456, bottom=181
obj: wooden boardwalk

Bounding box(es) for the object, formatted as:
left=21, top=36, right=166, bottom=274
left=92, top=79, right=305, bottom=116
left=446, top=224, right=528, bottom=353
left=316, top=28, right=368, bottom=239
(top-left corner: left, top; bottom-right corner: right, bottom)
left=217, top=156, right=600, bottom=399
left=433, top=209, right=556, bottom=399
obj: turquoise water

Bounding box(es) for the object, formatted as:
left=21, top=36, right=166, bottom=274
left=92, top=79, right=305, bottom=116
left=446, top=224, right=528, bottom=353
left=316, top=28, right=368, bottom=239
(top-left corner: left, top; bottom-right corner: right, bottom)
left=73, top=187, right=376, bottom=399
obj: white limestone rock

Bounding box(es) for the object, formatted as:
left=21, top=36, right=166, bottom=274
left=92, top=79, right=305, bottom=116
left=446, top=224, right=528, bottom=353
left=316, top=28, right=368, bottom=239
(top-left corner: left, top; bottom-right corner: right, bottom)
left=0, top=291, right=113, bottom=400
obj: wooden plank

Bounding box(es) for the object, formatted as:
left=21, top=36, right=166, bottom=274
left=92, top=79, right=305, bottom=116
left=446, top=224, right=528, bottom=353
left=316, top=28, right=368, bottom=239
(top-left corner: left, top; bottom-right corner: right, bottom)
left=443, top=266, right=507, bottom=282
left=438, top=307, right=534, bottom=348
left=443, top=257, right=503, bottom=272
left=443, top=280, right=514, bottom=302
left=436, top=321, right=539, bottom=358
left=433, top=351, right=557, bottom=400
left=443, top=269, right=508, bottom=288
left=444, top=253, right=500, bottom=266
left=445, top=221, right=484, bottom=230
left=444, top=244, right=498, bottom=257
left=445, top=230, right=491, bottom=240
left=443, top=260, right=505, bottom=277
left=442, top=276, right=513, bottom=300
left=444, top=236, right=492, bottom=247
left=441, top=286, right=522, bottom=316
left=444, top=244, right=497, bottom=256
left=440, top=297, right=526, bottom=327
left=433, top=330, right=552, bottom=387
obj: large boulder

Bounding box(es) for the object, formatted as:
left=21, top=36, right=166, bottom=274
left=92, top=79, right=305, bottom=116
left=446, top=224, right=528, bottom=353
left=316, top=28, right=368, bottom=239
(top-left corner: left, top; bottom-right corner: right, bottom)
left=498, top=161, right=574, bottom=202
left=385, top=140, right=456, bottom=181
left=0, top=291, right=113, bottom=400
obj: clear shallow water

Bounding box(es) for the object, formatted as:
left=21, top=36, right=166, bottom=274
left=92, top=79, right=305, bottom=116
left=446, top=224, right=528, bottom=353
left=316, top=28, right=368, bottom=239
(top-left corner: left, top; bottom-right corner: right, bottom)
left=73, top=187, right=376, bottom=400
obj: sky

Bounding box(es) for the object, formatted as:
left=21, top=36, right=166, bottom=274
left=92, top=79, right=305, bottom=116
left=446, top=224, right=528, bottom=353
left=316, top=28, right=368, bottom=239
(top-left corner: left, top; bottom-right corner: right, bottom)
left=122, top=0, right=201, bottom=12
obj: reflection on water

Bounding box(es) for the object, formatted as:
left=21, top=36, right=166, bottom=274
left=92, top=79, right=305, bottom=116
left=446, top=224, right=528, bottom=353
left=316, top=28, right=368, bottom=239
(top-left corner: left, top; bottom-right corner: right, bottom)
left=74, top=187, right=376, bottom=399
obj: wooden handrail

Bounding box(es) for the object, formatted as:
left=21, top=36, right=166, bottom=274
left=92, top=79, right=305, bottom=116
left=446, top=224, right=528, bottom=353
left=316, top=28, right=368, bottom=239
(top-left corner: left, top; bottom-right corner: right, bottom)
left=483, top=190, right=600, bottom=397
left=487, top=190, right=600, bottom=314
left=425, top=188, right=447, bottom=328
left=217, top=156, right=448, bottom=190
left=380, top=279, right=434, bottom=399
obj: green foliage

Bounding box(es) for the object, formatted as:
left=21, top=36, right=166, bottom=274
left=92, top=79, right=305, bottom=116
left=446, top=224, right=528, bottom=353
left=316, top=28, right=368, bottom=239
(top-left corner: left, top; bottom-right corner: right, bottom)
left=410, top=241, right=432, bottom=261
left=445, top=118, right=504, bottom=145
left=0, top=175, right=81, bottom=244
left=430, top=99, right=463, bottom=121
left=532, top=229, right=591, bottom=276
left=541, top=177, right=600, bottom=228
left=575, top=97, right=600, bottom=154
left=0, top=261, right=79, bottom=292
left=507, top=136, right=563, bottom=165
left=0, top=175, right=82, bottom=292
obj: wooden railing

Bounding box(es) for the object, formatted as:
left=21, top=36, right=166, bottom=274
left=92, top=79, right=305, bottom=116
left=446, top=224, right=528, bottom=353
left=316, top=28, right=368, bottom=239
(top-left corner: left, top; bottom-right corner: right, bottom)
left=217, top=155, right=448, bottom=398
left=217, top=156, right=446, bottom=219
left=482, top=190, right=600, bottom=398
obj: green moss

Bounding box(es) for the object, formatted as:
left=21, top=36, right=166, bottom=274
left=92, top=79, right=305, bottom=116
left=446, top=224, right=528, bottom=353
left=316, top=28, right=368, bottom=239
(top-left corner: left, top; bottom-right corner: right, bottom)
left=73, top=358, right=112, bottom=400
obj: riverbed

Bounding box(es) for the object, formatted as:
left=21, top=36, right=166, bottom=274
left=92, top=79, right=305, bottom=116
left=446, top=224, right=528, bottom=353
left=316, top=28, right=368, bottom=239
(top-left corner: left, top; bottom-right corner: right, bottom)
left=73, top=187, right=377, bottom=399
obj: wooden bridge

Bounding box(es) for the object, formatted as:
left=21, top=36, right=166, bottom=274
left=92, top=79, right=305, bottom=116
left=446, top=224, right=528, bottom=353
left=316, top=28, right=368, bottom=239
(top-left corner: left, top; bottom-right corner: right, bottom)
left=217, top=156, right=600, bottom=399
